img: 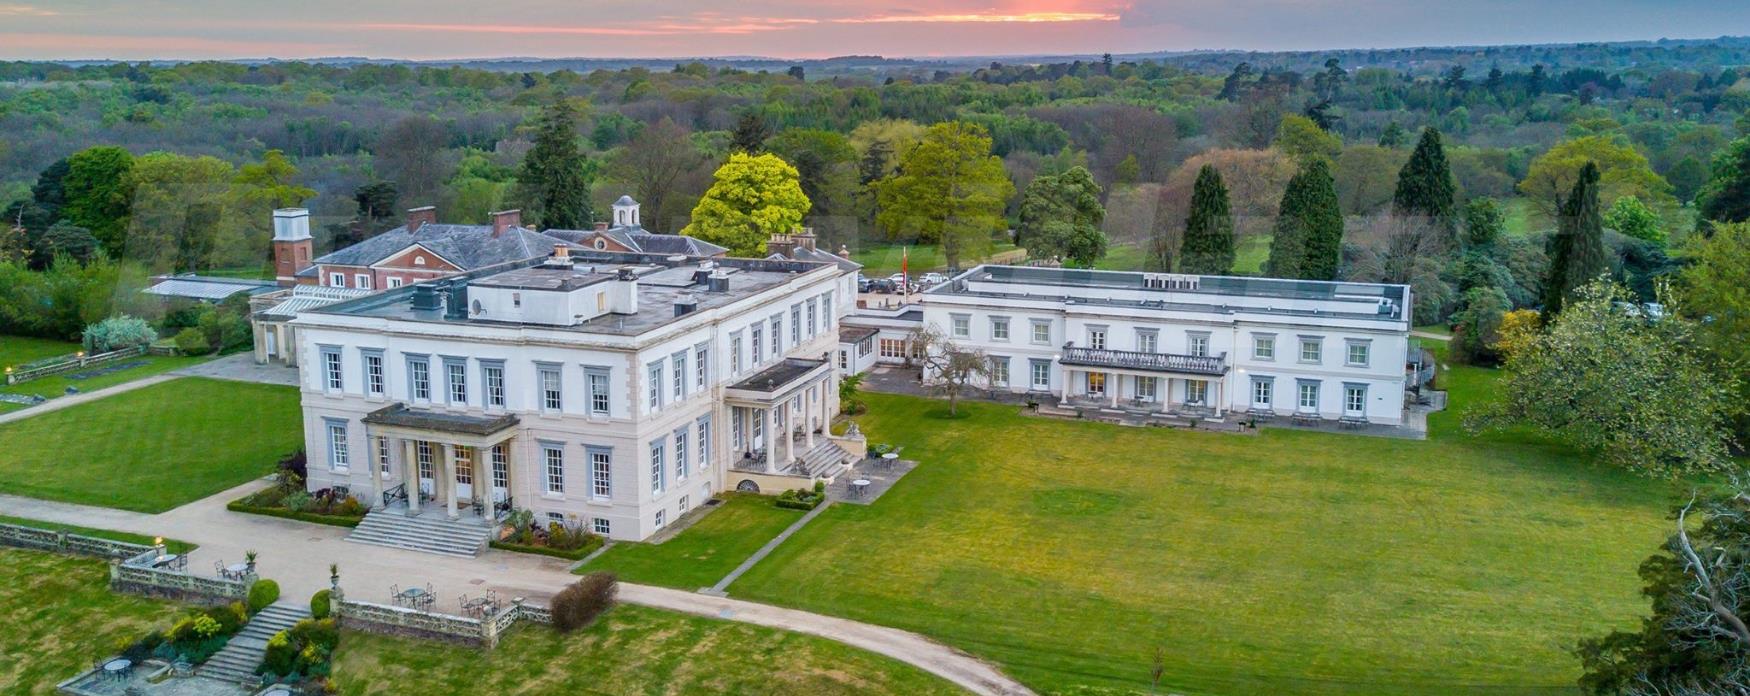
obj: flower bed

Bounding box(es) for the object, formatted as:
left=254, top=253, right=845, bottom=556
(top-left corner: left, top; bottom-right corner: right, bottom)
left=229, top=485, right=366, bottom=528
left=494, top=510, right=606, bottom=559
left=775, top=482, right=827, bottom=511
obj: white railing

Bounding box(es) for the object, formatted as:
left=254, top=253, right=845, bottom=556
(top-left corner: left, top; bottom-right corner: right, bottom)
left=6, top=345, right=147, bottom=385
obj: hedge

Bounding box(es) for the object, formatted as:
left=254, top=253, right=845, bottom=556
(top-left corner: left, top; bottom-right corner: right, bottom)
left=226, top=500, right=364, bottom=528
left=489, top=536, right=605, bottom=561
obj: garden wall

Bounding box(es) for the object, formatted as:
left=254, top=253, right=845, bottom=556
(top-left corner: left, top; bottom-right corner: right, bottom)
left=334, top=590, right=550, bottom=649
left=0, top=522, right=153, bottom=560
left=108, top=548, right=253, bottom=605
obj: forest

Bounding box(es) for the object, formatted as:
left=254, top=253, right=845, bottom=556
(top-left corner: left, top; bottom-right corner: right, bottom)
left=2, top=38, right=1750, bottom=344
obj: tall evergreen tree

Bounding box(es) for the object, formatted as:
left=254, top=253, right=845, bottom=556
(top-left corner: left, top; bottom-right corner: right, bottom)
left=1178, top=165, right=1236, bottom=275
left=730, top=112, right=771, bottom=154
left=514, top=101, right=593, bottom=230
left=1267, top=159, right=1343, bottom=280
left=1391, top=127, right=1458, bottom=247
left=1542, top=162, right=1609, bottom=317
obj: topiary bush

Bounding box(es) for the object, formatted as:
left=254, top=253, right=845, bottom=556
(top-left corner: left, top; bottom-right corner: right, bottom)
left=247, top=579, right=280, bottom=614
left=309, top=589, right=331, bottom=620
left=82, top=314, right=157, bottom=353
left=551, top=572, right=617, bottom=633
left=260, top=630, right=295, bottom=676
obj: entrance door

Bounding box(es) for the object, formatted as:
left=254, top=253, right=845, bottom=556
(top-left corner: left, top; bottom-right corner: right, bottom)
left=416, top=442, right=435, bottom=499
left=454, top=446, right=474, bottom=502
left=489, top=445, right=509, bottom=503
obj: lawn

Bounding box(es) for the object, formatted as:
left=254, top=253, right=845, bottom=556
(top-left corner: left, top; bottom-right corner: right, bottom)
left=0, top=335, right=80, bottom=368
left=0, top=377, right=302, bottom=512
left=722, top=370, right=1680, bottom=694
left=0, top=353, right=211, bottom=414
left=328, top=603, right=966, bottom=696
left=850, top=241, right=1020, bottom=276
left=0, top=547, right=183, bottom=695
left=577, top=493, right=803, bottom=589
left=1097, top=235, right=1270, bottom=275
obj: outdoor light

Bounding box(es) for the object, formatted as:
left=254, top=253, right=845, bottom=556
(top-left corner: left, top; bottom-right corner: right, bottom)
left=75, top=351, right=84, bottom=358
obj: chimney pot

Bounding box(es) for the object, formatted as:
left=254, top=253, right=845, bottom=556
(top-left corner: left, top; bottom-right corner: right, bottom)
left=406, top=206, right=438, bottom=231
left=553, top=244, right=570, bottom=260
left=490, top=209, right=521, bottom=237
left=594, top=221, right=609, bottom=232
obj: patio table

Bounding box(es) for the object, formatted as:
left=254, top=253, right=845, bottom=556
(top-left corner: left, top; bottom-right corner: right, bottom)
left=881, top=452, right=898, bottom=470
left=150, top=554, right=180, bottom=569
left=102, top=658, right=131, bottom=680
left=226, top=563, right=250, bottom=577
left=851, top=479, right=871, bottom=498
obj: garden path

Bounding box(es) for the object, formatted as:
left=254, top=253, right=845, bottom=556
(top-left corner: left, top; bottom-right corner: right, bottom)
left=0, top=374, right=178, bottom=426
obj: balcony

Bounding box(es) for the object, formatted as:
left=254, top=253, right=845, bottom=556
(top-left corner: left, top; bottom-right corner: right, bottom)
left=1059, top=344, right=1227, bottom=376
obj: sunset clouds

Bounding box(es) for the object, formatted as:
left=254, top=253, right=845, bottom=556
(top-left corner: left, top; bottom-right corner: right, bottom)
left=2, top=1, right=1748, bottom=61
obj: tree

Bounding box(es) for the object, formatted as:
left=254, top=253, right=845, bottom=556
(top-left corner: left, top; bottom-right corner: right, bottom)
left=1491, top=309, right=1541, bottom=361
left=1334, top=145, right=1408, bottom=215
left=1378, top=122, right=1408, bottom=149
left=1521, top=135, right=1676, bottom=220
left=1461, top=197, right=1505, bottom=250
left=1466, top=281, right=1740, bottom=478
left=605, top=117, right=709, bottom=233
left=1450, top=285, right=1509, bottom=365
left=1273, top=114, right=1341, bottom=165
left=1543, top=162, right=1611, bottom=316
left=1577, top=490, right=1750, bottom=695
left=682, top=153, right=810, bottom=257
left=1178, top=165, right=1236, bottom=275
left=875, top=121, right=1014, bottom=270
left=1668, top=154, right=1711, bottom=205
left=514, top=101, right=594, bottom=230
left=1391, top=127, right=1458, bottom=248
left=909, top=323, right=989, bottom=417
left=1680, top=222, right=1750, bottom=441
left=1699, top=135, right=1750, bottom=224
left=234, top=149, right=315, bottom=209
left=375, top=116, right=453, bottom=208
left=730, top=112, right=771, bottom=154
left=1604, top=196, right=1664, bottom=243
left=1018, top=166, right=1105, bottom=267
left=123, top=152, right=245, bottom=271
left=353, top=182, right=399, bottom=225
left=61, top=146, right=136, bottom=256
left=767, top=128, right=860, bottom=245
left=33, top=222, right=99, bottom=267
left=1267, top=159, right=1342, bottom=280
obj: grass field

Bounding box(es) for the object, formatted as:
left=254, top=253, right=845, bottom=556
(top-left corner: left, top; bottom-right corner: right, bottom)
left=0, top=377, right=301, bottom=512
left=718, top=366, right=1679, bottom=694
left=850, top=241, right=1021, bottom=276
left=0, top=335, right=81, bottom=368
left=0, top=353, right=211, bottom=413
left=0, top=547, right=183, bottom=695
left=1097, top=235, right=1270, bottom=275
left=329, top=603, right=965, bottom=696
left=577, top=493, right=803, bottom=589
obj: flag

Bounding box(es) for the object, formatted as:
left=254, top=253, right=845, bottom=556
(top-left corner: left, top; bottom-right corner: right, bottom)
left=900, top=247, right=909, bottom=297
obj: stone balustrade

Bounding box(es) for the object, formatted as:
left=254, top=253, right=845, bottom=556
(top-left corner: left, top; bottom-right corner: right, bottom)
left=0, top=522, right=156, bottom=560
left=334, top=588, right=552, bottom=649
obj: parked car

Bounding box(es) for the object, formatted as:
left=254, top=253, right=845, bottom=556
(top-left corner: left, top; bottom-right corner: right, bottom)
left=856, top=275, right=873, bottom=293
left=919, top=272, right=948, bottom=285
left=868, top=279, right=898, bottom=294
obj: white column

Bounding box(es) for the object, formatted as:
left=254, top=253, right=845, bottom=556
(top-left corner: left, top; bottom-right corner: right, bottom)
left=804, top=386, right=816, bottom=450
left=369, top=435, right=385, bottom=510
left=761, top=407, right=776, bottom=473
left=402, top=438, right=419, bottom=515
left=782, top=401, right=795, bottom=465
left=443, top=444, right=459, bottom=520
left=1110, top=372, right=1120, bottom=407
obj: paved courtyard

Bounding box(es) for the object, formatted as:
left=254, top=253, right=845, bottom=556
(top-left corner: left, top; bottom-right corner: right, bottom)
left=171, top=354, right=300, bottom=387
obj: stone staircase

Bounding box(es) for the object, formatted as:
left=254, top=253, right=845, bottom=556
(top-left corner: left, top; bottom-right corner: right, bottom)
left=199, top=602, right=309, bottom=684
left=344, top=508, right=493, bottom=558
left=793, top=440, right=854, bottom=479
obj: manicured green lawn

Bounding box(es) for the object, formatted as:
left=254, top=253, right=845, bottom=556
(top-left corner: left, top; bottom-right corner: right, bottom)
left=725, top=374, right=1680, bottom=694
left=850, top=241, right=1020, bottom=275
left=328, top=603, right=966, bottom=696
left=0, top=515, right=195, bottom=553
left=0, top=354, right=212, bottom=414
left=577, top=493, right=803, bottom=589
left=0, top=377, right=301, bottom=512
left=0, top=335, right=80, bottom=368
left=0, top=547, right=183, bottom=695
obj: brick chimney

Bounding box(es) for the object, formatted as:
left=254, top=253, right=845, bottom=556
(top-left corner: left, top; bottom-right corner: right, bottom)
left=405, top=206, right=438, bottom=231
left=594, top=221, right=610, bottom=232
left=767, top=230, right=796, bottom=259
left=795, top=227, right=817, bottom=251
left=490, top=209, right=521, bottom=238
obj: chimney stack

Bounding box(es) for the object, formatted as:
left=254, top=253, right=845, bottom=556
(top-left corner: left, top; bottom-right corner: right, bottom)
left=406, top=206, right=438, bottom=231
left=594, top=221, right=609, bottom=232
left=767, top=230, right=795, bottom=259
left=796, top=227, right=817, bottom=251
left=489, top=209, right=521, bottom=237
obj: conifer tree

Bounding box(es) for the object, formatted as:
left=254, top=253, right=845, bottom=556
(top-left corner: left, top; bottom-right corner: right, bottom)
left=1267, top=159, right=1343, bottom=280
left=1542, top=162, right=1609, bottom=317
left=1391, top=127, right=1458, bottom=247
left=514, top=100, right=593, bottom=229
left=1178, top=165, right=1235, bottom=275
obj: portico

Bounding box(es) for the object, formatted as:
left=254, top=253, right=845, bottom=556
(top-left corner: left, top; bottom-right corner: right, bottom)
left=1056, top=344, right=1229, bottom=417
left=724, top=358, right=836, bottom=475
left=359, top=404, right=519, bottom=523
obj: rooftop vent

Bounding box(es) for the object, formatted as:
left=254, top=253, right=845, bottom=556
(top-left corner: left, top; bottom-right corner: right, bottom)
left=705, top=268, right=730, bottom=293
left=674, top=295, right=699, bottom=317
left=616, top=267, right=637, bottom=281
left=409, top=284, right=442, bottom=311
left=443, top=281, right=469, bottom=321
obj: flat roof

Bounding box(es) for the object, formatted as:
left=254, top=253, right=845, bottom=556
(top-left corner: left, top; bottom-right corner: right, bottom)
left=731, top=358, right=826, bottom=392
left=930, top=265, right=1409, bottom=323
left=361, top=404, right=519, bottom=436
left=310, top=251, right=835, bottom=337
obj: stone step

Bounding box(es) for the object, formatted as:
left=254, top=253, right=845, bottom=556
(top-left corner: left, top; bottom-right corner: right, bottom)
left=343, top=509, right=492, bottom=558
left=197, top=602, right=311, bottom=684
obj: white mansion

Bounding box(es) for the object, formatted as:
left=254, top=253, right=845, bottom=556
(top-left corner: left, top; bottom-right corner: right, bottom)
left=914, top=266, right=1413, bottom=425
left=291, top=247, right=860, bottom=543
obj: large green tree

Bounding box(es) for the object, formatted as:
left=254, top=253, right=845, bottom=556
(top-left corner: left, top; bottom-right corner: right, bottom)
left=1520, top=135, right=1675, bottom=221
left=875, top=121, right=1014, bottom=270
left=1699, top=134, right=1750, bottom=224
left=767, top=128, right=860, bottom=246
left=682, top=153, right=810, bottom=257
left=1266, top=159, right=1342, bottom=280
left=1273, top=114, right=1341, bottom=165
left=604, top=117, right=709, bottom=233
left=1018, top=166, right=1105, bottom=267
left=1467, top=280, right=1740, bottom=478
left=1177, top=164, right=1236, bottom=275
left=61, top=146, right=136, bottom=256
left=1391, top=127, right=1458, bottom=247
left=514, top=101, right=594, bottom=230
left=1542, top=162, right=1610, bottom=316
left=1680, top=222, right=1750, bottom=441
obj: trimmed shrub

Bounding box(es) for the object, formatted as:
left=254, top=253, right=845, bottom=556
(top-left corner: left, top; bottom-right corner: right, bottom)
left=775, top=487, right=826, bottom=510
left=551, top=572, right=617, bottom=633
left=173, top=327, right=209, bottom=355
left=247, top=579, right=280, bottom=614
left=82, top=314, right=157, bottom=353
left=310, top=589, right=332, bottom=620
left=260, top=630, right=295, bottom=676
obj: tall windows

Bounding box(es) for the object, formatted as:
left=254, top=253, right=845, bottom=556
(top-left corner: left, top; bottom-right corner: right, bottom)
left=990, top=316, right=1010, bottom=341
left=376, top=436, right=390, bottom=476
left=731, top=408, right=744, bottom=450
left=790, top=304, right=802, bottom=344
left=1086, top=372, right=1106, bottom=395
left=1029, top=359, right=1051, bottom=389
left=1251, top=377, right=1274, bottom=408
left=674, top=428, right=689, bottom=481
left=750, top=326, right=763, bottom=366
left=730, top=332, right=743, bottom=375
left=647, top=363, right=664, bottom=413
left=325, top=419, right=349, bottom=470
left=1137, top=376, right=1158, bottom=402
left=587, top=446, right=612, bottom=500
left=321, top=346, right=342, bottom=392
left=649, top=439, right=666, bottom=495
left=407, top=355, right=430, bottom=401
left=823, top=291, right=834, bottom=328
left=806, top=300, right=817, bottom=336
left=362, top=349, right=384, bottom=396
left=696, top=416, right=711, bottom=470
left=1087, top=326, right=1106, bottom=350
left=416, top=442, right=434, bottom=483
left=1253, top=334, right=1276, bottom=360
left=1136, top=329, right=1158, bottom=354
left=490, top=445, right=508, bottom=492
left=454, top=445, right=473, bottom=487
left=879, top=339, right=907, bottom=358
left=585, top=366, right=610, bottom=416
left=1185, top=379, right=1209, bottom=405
left=444, top=357, right=467, bottom=404
left=537, top=363, right=563, bottom=412
left=988, top=356, right=1009, bottom=386
left=1298, top=381, right=1320, bottom=412
left=541, top=443, right=565, bottom=495
left=694, top=344, right=709, bottom=390
left=1344, top=384, right=1367, bottom=416
left=1186, top=332, right=1210, bottom=358
left=671, top=352, right=687, bottom=401
left=482, top=361, right=505, bottom=408
left=770, top=315, right=783, bottom=357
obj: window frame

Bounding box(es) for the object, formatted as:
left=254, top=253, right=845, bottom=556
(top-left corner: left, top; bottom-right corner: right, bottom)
left=320, top=345, right=343, bottom=393
left=361, top=348, right=385, bottom=397
left=1252, top=333, right=1276, bottom=361
left=585, top=365, right=611, bottom=417
left=587, top=445, right=612, bottom=500
left=480, top=359, right=506, bottom=409
left=1186, top=331, right=1211, bottom=358
left=673, top=427, right=689, bottom=481
left=988, top=355, right=1010, bottom=386
left=696, top=415, right=711, bottom=470
left=1344, top=383, right=1368, bottom=416
left=405, top=353, right=431, bottom=402
left=1298, top=336, right=1323, bottom=364
left=649, top=438, right=666, bottom=495
left=1297, top=379, right=1320, bottom=412
left=990, top=316, right=1010, bottom=341
left=540, top=441, right=565, bottom=496
left=647, top=362, right=664, bottom=413
left=1136, top=328, right=1159, bottom=354
left=536, top=362, right=563, bottom=413
left=950, top=313, right=971, bottom=339
left=1345, top=339, right=1372, bottom=367
left=324, top=418, right=349, bottom=471
left=443, top=356, right=468, bottom=405
left=1029, top=358, right=1051, bottom=389
left=1030, top=320, right=1051, bottom=345
left=1251, top=376, right=1275, bottom=408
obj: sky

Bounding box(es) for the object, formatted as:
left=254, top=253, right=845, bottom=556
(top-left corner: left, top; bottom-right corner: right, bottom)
left=2, top=1, right=1749, bottom=61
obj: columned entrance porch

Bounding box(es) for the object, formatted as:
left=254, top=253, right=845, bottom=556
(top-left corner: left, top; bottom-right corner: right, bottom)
left=724, top=358, right=841, bottom=477
left=360, top=404, right=519, bottom=524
